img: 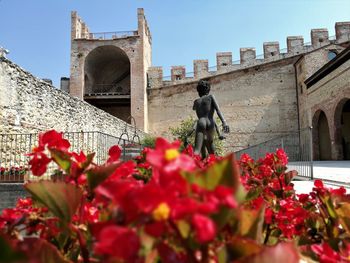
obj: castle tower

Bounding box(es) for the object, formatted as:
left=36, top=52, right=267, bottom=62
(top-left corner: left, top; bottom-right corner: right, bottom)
left=69, top=9, right=152, bottom=131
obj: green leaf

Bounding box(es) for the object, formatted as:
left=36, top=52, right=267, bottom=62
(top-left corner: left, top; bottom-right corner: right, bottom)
left=81, top=153, right=95, bottom=170
left=323, top=196, right=337, bottom=219
left=25, top=181, right=83, bottom=223
left=0, top=235, right=26, bottom=262
left=226, top=237, right=262, bottom=261
left=212, top=206, right=237, bottom=230
left=140, top=231, right=156, bottom=259
left=49, top=149, right=72, bottom=173
left=284, top=170, right=297, bottom=185
left=246, top=187, right=263, bottom=202
left=183, top=153, right=240, bottom=192
left=335, top=202, right=350, bottom=232
left=239, top=205, right=265, bottom=243
left=86, top=163, right=120, bottom=191
left=217, top=244, right=228, bottom=263
left=176, top=220, right=191, bottom=239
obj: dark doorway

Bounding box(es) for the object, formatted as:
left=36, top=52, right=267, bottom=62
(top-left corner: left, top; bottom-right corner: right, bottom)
left=341, top=100, right=350, bottom=160
left=313, top=111, right=332, bottom=160
left=84, top=45, right=131, bottom=123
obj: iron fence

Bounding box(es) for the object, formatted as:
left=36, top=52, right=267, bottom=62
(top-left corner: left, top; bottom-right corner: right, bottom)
left=0, top=131, right=142, bottom=182
left=84, top=84, right=130, bottom=97
left=81, top=31, right=138, bottom=40
left=235, top=128, right=313, bottom=179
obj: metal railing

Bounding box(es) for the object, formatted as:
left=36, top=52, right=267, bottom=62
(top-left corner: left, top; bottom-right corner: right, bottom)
left=84, top=84, right=130, bottom=97
left=81, top=31, right=138, bottom=40
left=0, top=131, right=142, bottom=182
left=235, top=128, right=313, bottom=179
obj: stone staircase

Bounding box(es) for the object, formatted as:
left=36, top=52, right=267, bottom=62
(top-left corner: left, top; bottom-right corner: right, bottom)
left=120, top=144, right=143, bottom=161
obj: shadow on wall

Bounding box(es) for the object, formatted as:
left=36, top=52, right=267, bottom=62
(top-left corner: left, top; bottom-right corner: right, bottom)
left=209, top=60, right=299, bottom=152
left=312, top=110, right=332, bottom=161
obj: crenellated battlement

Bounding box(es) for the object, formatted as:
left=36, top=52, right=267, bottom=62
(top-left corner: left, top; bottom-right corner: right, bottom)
left=148, top=21, right=350, bottom=88
left=71, top=10, right=142, bottom=41
left=71, top=11, right=91, bottom=40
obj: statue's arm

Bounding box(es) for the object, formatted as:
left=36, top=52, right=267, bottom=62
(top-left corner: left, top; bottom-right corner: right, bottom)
left=186, top=121, right=197, bottom=137
left=211, top=95, right=230, bottom=133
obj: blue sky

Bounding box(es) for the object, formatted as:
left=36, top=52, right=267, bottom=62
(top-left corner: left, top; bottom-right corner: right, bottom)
left=0, top=0, right=350, bottom=87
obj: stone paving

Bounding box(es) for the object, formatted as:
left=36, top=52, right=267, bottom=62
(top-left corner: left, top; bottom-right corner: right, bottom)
left=291, top=161, right=350, bottom=194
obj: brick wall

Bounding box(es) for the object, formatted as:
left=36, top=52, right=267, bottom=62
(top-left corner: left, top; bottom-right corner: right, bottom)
left=148, top=57, right=300, bottom=153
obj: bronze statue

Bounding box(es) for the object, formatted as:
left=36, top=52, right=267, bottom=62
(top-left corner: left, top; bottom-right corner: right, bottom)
left=188, top=80, right=229, bottom=158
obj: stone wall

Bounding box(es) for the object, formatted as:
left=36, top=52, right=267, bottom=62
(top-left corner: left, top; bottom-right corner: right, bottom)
left=296, top=44, right=345, bottom=129
left=148, top=57, right=300, bottom=153
left=300, top=58, right=350, bottom=160
left=0, top=56, right=145, bottom=138
left=0, top=184, right=26, bottom=212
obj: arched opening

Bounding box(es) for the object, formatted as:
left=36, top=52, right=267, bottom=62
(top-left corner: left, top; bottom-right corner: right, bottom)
left=327, top=51, right=337, bottom=61
left=312, top=110, right=332, bottom=160
left=334, top=99, right=350, bottom=160
left=84, top=45, right=131, bottom=123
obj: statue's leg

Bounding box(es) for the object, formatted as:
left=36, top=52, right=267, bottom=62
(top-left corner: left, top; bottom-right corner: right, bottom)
left=206, top=127, right=216, bottom=155
left=194, top=118, right=206, bottom=156
left=201, top=137, right=208, bottom=158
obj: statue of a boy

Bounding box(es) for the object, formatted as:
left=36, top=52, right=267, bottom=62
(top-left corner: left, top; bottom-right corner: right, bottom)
left=191, top=79, right=229, bottom=157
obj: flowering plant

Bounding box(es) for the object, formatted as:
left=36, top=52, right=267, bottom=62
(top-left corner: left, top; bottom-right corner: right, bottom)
left=0, top=130, right=349, bottom=263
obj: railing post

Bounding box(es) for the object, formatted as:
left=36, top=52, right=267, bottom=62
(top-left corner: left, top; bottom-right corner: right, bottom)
left=309, top=126, right=314, bottom=180
left=123, top=139, right=126, bottom=160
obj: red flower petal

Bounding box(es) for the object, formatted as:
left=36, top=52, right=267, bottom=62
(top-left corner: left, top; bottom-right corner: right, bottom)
left=108, top=145, right=121, bottom=162
left=192, top=213, right=216, bottom=243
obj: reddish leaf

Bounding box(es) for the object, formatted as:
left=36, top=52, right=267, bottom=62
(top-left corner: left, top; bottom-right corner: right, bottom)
left=86, top=162, right=120, bottom=191
left=25, top=181, right=83, bottom=223
left=237, top=242, right=300, bottom=263
left=20, top=237, right=71, bottom=263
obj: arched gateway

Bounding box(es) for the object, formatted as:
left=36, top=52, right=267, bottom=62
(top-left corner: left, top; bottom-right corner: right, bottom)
left=84, top=46, right=131, bottom=122
left=334, top=99, right=350, bottom=160
left=312, top=110, right=332, bottom=160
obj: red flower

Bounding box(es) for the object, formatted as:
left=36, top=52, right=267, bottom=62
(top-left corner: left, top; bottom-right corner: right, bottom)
left=330, top=186, right=346, bottom=196
left=94, top=225, right=140, bottom=261
left=240, top=153, right=253, bottom=164
left=0, top=208, right=24, bottom=226
left=16, top=198, right=32, bottom=208
left=314, top=179, right=324, bottom=188
left=311, top=242, right=341, bottom=263
left=146, top=138, right=196, bottom=174
left=171, top=198, right=198, bottom=220
left=71, top=151, right=87, bottom=163
left=297, top=194, right=310, bottom=204
left=259, top=164, right=273, bottom=177
left=107, top=145, right=122, bottom=163
left=265, top=207, right=274, bottom=224
left=37, top=130, right=70, bottom=151
left=144, top=221, right=166, bottom=237
left=276, top=148, right=288, bottom=165
left=157, top=242, right=188, bottom=263
left=80, top=202, right=99, bottom=223
left=192, top=213, right=216, bottom=243
left=28, top=152, right=51, bottom=176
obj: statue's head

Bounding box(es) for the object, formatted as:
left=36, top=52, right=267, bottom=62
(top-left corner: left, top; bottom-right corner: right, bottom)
left=197, top=79, right=211, bottom=97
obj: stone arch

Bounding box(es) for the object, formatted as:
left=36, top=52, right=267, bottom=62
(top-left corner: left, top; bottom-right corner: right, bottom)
left=312, top=110, right=332, bottom=160
left=334, top=98, right=350, bottom=160
left=84, top=45, right=130, bottom=95
left=83, top=45, right=131, bottom=122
